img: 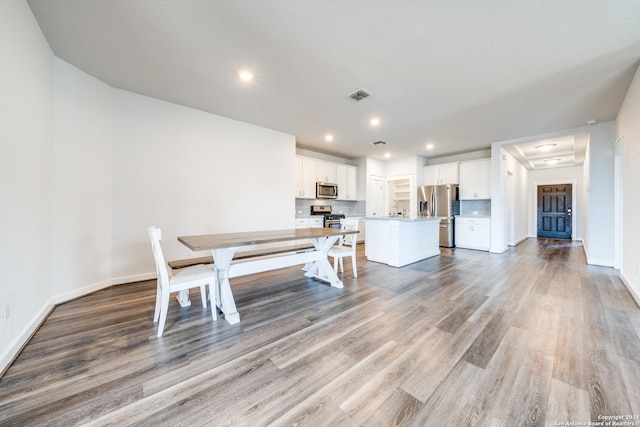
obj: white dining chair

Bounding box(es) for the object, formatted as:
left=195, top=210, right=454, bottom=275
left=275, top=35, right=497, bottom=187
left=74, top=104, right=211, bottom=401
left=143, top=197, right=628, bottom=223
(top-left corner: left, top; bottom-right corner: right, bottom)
left=328, top=217, right=360, bottom=278
left=148, top=226, right=218, bottom=337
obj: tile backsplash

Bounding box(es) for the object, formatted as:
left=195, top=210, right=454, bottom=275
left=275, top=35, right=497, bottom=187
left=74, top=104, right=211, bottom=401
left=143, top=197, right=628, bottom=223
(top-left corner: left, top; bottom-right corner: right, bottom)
left=460, top=199, right=491, bottom=216
left=296, top=199, right=366, bottom=217
left=295, top=199, right=489, bottom=217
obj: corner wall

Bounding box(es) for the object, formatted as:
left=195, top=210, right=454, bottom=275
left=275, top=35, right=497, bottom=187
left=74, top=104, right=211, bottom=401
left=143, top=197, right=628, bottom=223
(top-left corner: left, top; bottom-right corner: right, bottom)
left=616, top=65, right=640, bottom=303
left=51, top=58, right=114, bottom=302
left=0, top=0, right=55, bottom=372
left=1, top=2, right=297, bottom=376
left=111, top=89, right=296, bottom=283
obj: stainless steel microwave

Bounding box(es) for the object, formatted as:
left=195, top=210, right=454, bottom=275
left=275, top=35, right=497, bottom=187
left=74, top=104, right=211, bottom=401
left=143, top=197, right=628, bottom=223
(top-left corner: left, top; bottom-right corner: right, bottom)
left=316, top=182, right=338, bottom=199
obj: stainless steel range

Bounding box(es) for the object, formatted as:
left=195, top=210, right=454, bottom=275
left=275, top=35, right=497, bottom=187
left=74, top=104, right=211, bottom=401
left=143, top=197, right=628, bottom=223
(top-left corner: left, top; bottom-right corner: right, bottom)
left=310, top=205, right=345, bottom=229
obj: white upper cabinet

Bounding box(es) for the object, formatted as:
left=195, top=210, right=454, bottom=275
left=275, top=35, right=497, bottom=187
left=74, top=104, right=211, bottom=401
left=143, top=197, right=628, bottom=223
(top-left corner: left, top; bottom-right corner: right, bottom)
left=336, top=164, right=358, bottom=200
left=296, top=156, right=358, bottom=200
left=316, top=161, right=337, bottom=183
left=423, top=162, right=459, bottom=185
left=459, top=158, right=491, bottom=200
left=295, top=157, right=318, bottom=199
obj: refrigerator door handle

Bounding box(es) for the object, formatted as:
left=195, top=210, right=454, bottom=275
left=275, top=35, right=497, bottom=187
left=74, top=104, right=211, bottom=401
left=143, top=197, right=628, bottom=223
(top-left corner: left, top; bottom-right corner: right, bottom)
left=431, top=191, right=435, bottom=217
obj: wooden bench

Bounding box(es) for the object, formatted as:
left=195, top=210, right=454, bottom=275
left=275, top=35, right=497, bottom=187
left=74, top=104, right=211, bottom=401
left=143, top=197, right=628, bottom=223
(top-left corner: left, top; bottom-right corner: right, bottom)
left=168, top=243, right=315, bottom=269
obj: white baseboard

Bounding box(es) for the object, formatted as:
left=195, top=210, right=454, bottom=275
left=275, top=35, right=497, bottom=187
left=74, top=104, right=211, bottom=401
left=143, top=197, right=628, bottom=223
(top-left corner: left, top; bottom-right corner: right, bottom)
left=53, top=279, right=113, bottom=305
left=0, top=299, right=55, bottom=377
left=586, top=257, right=614, bottom=268
left=112, top=272, right=155, bottom=286
left=490, top=245, right=509, bottom=254
left=508, top=236, right=529, bottom=247
left=1, top=271, right=157, bottom=377
left=620, top=272, right=640, bottom=309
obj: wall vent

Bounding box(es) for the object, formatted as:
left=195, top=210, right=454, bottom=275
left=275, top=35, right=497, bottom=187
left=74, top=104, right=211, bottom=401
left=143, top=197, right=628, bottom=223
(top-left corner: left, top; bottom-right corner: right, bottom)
left=348, top=89, right=371, bottom=101
left=371, top=140, right=386, bottom=146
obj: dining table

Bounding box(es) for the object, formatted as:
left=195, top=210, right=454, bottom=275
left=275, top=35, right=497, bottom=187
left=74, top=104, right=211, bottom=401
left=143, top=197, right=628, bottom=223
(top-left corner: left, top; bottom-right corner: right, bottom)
left=178, top=227, right=359, bottom=325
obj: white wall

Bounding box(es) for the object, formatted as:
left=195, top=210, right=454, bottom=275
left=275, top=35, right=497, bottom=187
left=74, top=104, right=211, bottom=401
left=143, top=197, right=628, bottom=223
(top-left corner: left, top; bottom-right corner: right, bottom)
left=384, top=155, right=427, bottom=180
left=490, top=145, right=507, bottom=253
left=111, top=89, right=296, bottom=282
left=503, top=151, right=528, bottom=245
left=51, top=59, right=114, bottom=301
left=616, top=65, right=640, bottom=303
left=583, top=121, right=615, bottom=267
left=427, top=149, right=492, bottom=165
left=527, top=166, right=584, bottom=241
left=0, top=0, right=55, bottom=372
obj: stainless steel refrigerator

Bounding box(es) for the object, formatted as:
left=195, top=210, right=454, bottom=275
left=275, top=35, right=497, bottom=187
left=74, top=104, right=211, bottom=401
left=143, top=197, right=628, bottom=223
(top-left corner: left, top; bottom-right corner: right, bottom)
left=418, top=184, right=459, bottom=247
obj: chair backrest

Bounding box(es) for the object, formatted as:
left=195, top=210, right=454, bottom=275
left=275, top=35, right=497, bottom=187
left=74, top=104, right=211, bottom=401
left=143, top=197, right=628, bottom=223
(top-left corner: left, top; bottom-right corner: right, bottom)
left=148, top=226, right=170, bottom=285
left=340, top=218, right=360, bottom=247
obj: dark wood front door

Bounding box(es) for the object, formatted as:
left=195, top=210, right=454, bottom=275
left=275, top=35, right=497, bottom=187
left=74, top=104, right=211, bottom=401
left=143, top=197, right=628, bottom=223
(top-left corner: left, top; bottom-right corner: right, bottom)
left=537, top=184, right=572, bottom=239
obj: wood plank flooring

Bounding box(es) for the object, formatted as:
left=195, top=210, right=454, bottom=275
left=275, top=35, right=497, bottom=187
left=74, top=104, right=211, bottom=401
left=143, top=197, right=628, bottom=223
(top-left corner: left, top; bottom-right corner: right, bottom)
left=1, top=238, right=639, bottom=426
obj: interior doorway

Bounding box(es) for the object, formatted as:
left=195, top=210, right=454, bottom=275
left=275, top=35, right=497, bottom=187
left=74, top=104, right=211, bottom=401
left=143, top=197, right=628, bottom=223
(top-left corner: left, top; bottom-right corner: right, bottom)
left=537, top=183, right=572, bottom=239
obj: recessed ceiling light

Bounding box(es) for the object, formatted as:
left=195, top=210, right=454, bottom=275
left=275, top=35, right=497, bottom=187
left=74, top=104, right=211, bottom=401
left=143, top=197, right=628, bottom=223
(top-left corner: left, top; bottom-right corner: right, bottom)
left=426, top=143, right=434, bottom=150
left=544, top=158, right=561, bottom=165
left=586, top=119, right=598, bottom=125
left=535, top=143, right=556, bottom=152
left=239, top=70, right=253, bottom=81
left=370, top=117, right=380, bottom=127
left=325, top=134, right=334, bottom=142
left=384, top=152, right=391, bottom=158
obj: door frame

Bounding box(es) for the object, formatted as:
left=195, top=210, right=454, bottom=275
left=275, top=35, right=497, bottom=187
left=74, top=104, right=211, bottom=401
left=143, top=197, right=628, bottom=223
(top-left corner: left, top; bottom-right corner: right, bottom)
left=532, top=179, right=577, bottom=240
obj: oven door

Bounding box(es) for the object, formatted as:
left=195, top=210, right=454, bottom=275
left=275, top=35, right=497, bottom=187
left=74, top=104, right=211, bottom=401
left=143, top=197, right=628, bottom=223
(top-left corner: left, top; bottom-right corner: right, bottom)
left=325, top=218, right=342, bottom=230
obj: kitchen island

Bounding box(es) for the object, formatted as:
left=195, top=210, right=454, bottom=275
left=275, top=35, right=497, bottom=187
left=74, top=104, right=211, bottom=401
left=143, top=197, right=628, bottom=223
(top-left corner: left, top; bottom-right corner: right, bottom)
left=365, top=217, right=441, bottom=267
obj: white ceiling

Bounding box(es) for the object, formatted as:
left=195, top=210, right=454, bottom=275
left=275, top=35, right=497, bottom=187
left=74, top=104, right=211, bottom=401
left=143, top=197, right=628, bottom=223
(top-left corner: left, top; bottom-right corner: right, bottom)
left=27, top=1, right=640, bottom=161
left=502, top=132, right=588, bottom=170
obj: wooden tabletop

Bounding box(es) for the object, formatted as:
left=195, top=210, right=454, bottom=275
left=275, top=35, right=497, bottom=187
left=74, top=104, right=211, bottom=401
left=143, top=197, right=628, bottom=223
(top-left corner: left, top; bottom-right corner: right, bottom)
left=178, top=228, right=358, bottom=251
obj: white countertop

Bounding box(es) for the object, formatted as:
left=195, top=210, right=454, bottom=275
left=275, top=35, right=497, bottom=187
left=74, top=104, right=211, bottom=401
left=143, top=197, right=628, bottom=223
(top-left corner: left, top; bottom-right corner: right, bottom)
left=296, top=215, right=365, bottom=218
left=366, top=216, right=443, bottom=222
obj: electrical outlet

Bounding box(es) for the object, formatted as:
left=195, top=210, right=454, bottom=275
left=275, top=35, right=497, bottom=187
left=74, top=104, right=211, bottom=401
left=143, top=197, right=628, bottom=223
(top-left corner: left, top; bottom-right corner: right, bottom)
left=185, top=248, right=193, bottom=256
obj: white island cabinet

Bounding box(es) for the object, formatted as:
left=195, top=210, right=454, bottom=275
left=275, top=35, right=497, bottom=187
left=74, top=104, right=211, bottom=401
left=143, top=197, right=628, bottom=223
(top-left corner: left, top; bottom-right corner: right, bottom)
left=365, top=217, right=441, bottom=267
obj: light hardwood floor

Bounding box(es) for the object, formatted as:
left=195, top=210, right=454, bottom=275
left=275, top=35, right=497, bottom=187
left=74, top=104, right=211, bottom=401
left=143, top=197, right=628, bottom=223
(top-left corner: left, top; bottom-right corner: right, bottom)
left=1, top=238, right=639, bottom=426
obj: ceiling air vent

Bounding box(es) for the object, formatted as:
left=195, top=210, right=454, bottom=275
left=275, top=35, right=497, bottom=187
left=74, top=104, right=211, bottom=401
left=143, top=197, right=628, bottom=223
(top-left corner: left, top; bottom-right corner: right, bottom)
left=348, top=89, right=371, bottom=101
left=371, top=140, right=386, bottom=146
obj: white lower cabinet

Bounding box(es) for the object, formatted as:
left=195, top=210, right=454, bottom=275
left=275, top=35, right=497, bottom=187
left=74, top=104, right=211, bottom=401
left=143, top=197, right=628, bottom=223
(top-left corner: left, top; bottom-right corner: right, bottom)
left=455, top=217, right=490, bottom=251
left=295, top=217, right=323, bottom=229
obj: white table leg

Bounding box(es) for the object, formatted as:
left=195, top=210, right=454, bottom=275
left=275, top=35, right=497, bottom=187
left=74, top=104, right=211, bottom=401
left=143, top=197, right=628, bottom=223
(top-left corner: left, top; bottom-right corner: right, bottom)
left=213, top=248, right=240, bottom=325
left=305, top=236, right=343, bottom=288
